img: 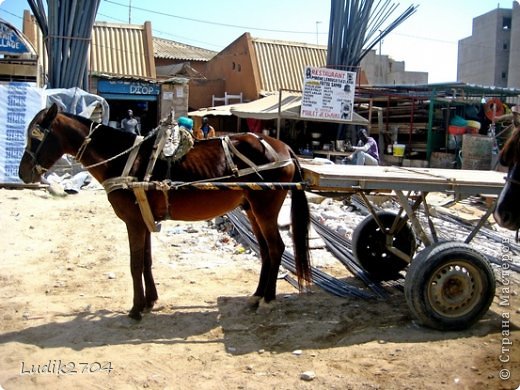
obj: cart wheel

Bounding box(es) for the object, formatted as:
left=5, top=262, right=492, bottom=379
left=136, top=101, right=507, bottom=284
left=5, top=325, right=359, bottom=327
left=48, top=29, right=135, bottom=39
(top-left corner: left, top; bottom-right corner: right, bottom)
left=352, top=211, right=416, bottom=280
left=404, top=241, right=496, bottom=331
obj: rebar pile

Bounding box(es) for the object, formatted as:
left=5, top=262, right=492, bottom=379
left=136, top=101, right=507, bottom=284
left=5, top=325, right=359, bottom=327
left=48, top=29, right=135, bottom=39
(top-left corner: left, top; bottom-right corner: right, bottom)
left=227, top=209, right=375, bottom=299
left=28, top=0, right=101, bottom=89
left=327, top=0, right=418, bottom=68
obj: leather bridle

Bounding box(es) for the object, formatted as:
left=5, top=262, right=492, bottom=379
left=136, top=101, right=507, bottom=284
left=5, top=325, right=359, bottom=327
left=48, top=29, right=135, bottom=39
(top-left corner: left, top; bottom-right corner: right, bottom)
left=25, top=123, right=53, bottom=176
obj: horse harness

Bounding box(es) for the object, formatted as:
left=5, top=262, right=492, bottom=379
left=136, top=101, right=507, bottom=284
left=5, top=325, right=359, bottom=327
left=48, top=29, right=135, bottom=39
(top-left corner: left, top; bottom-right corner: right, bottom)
left=503, top=165, right=520, bottom=186
left=99, top=127, right=294, bottom=233
left=29, top=117, right=296, bottom=233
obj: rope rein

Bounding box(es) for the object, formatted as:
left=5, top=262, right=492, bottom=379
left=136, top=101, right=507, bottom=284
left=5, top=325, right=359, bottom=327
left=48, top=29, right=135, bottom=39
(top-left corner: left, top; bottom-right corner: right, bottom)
left=75, top=122, right=102, bottom=162
left=78, top=125, right=160, bottom=169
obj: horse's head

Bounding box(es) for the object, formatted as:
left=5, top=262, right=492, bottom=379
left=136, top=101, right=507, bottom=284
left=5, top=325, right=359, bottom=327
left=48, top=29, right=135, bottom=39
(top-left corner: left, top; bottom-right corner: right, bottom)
left=494, top=127, right=520, bottom=230
left=18, top=103, right=62, bottom=183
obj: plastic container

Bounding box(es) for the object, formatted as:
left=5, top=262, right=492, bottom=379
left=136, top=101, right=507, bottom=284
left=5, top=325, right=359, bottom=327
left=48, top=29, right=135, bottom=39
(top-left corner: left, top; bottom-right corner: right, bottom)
left=450, top=115, right=468, bottom=127
left=466, top=120, right=481, bottom=130
left=393, top=144, right=405, bottom=157
left=448, top=125, right=466, bottom=135
left=466, top=120, right=481, bottom=134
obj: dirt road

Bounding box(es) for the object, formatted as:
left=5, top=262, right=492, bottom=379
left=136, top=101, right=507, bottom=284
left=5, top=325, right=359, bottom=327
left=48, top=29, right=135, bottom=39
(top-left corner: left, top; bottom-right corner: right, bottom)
left=0, top=188, right=518, bottom=389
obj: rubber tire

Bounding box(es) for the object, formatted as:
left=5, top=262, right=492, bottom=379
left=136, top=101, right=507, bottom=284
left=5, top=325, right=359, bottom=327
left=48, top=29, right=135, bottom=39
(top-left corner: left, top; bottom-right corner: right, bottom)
left=404, top=241, right=496, bottom=331
left=352, top=211, right=416, bottom=280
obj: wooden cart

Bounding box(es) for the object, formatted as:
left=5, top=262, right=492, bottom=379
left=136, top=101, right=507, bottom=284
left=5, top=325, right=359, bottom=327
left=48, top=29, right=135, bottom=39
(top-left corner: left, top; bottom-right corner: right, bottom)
left=301, top=163, right=506, bottom=330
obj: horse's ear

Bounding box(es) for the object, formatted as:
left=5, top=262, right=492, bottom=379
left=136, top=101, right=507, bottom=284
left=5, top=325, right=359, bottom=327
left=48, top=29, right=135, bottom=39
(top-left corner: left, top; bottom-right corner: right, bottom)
left=47, top=103, right=59, bottom=119
left=41, top=103, right=59, bottom=127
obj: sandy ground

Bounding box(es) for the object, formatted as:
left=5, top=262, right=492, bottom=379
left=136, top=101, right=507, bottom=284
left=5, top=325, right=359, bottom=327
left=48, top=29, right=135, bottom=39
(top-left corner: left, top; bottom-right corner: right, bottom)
left=0, top=187, right=519, bottom=390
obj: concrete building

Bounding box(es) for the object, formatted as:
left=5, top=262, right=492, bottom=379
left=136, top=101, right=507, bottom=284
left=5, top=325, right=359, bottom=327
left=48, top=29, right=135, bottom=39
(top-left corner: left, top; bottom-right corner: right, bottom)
left=360, top=50, right=428, bottom=86
left=458, top=1, right=520, bottom=88
left=197, top=32, right=427, bottom=110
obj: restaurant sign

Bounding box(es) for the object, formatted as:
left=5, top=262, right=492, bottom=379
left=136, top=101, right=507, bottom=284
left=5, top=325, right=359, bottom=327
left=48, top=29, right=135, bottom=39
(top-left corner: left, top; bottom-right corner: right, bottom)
left=300, top=66, right=356, bottom=122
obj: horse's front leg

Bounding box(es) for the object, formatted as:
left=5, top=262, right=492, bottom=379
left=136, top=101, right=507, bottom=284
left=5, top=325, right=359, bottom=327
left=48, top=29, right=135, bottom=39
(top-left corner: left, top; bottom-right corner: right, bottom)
left=126, top=224, right=148, bottom=320
left=143, top=231, right=158, bottom=312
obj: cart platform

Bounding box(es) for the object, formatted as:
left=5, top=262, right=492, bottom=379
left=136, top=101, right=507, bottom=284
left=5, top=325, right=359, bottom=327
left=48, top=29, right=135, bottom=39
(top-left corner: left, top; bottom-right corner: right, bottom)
left=301, top=163, right=505, bottom=196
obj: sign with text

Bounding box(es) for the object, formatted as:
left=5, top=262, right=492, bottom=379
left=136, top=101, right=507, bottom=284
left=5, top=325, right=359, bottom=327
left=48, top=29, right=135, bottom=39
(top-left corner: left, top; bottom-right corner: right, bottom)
left=0, top=82, right=43, bottom=183
left=0, top=21, right=32, bottom=55
left=300, top=66, right=356, bottom=121
left=97, top=79, right=160, bottom=96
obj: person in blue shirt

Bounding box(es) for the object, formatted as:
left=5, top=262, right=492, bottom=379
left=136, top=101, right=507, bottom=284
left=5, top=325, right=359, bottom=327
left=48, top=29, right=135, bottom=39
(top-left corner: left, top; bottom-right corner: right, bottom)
left=194, top=117, right=216, bottom=139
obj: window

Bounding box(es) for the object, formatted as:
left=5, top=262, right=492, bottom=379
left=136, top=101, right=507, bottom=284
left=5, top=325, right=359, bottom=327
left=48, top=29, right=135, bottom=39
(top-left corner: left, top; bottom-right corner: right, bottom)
left=503, top=17, right=511, bottom=30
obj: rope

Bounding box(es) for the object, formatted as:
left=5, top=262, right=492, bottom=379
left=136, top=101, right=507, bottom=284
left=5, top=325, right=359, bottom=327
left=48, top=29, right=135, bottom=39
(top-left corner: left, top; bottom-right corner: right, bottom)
left=75, top=122, right=101, bottom=162
left=80, top=126, right=160, bottom=169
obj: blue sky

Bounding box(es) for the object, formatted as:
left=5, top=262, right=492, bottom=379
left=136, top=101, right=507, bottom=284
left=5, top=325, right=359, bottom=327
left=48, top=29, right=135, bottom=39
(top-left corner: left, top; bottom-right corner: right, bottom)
left=0, top=0, right=515, bottom=83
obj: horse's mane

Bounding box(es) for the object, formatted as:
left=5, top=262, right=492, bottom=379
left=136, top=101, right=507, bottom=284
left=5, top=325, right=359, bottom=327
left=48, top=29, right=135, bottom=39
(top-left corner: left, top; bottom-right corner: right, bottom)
left=500, top=127, right=520, bottom=166
left=61, top=112, right=127, bottom=135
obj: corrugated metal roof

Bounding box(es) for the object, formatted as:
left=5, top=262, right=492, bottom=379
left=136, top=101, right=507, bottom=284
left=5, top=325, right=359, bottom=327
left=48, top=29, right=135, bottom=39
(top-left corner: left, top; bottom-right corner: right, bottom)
left=252, top=38, right=327, bottom=94
left=153, top=37, right=216, bottom=61
left=90, top=21, right=153, bottom=78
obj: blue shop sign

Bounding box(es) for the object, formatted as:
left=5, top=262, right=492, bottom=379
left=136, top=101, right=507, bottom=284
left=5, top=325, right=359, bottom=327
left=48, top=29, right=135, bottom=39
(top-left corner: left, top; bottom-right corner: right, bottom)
left=0, top=21, right=32, bottom=55
left=98, top=79, right=160, bottom=96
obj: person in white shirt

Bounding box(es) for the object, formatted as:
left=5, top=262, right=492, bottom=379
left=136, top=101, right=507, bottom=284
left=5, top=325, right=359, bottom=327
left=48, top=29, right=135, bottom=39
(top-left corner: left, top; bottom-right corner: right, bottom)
left=121, top=109, right=141, bottom=135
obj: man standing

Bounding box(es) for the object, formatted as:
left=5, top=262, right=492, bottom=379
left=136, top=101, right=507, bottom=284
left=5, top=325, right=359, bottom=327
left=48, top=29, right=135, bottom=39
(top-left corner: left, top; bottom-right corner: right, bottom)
left=347, top=128, right=380, bottom=165
left=121, top=109, right=141, bottom=135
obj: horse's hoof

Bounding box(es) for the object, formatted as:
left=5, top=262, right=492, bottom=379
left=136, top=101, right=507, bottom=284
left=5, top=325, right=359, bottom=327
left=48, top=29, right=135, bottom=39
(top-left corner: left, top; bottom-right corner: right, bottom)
left=247, top=295, right=262, bottom=307
left=143, top=301, right=157, bottom=313
left=256, top=298, right=277, bottom=315
left=128, top=310, right=142, bottom=321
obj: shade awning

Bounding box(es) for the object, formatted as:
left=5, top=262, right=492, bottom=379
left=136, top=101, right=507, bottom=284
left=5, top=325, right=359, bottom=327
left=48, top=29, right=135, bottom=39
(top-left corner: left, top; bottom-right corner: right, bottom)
left=188, top=102, right=244, bottom=117
left=230, top=93, right=302, bottom=120
left=189, top=92, right=369, bottom=126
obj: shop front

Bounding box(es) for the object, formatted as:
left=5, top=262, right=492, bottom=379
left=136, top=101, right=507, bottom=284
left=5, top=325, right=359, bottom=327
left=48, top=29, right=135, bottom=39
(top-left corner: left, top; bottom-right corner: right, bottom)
left=94, top=77, right=160, bottom=134
left=92, top=76, right=189, bottom=134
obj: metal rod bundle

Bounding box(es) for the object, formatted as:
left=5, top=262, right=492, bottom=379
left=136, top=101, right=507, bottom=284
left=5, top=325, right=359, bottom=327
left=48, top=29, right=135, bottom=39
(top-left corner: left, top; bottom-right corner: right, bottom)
left=226, top=208, right=376, bottom=299
left=327, top=0, right=418, bottom=69
left=27, top=0, right=101, bottom=89
left=310, top=214, right=393, bottom=298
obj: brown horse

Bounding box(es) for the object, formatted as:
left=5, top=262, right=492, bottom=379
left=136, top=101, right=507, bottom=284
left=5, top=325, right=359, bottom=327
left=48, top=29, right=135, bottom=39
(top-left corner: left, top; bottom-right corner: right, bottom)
left=495, top=125, right=520, bottom=231
left=18, top=103, right=311, bottom=320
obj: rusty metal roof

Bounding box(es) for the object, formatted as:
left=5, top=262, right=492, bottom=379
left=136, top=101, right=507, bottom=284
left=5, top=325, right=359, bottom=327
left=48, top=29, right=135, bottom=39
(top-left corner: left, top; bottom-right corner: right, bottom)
left=252, top=37, right=327, bottom=94
left=153, top=37, right=216, bottom=61
left=90, top=21, right=155, bottom=78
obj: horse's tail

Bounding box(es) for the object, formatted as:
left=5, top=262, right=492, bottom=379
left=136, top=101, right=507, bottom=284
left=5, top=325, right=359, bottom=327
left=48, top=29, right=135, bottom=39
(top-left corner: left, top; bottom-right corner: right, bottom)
left=289, top=150, right=312, bottom=289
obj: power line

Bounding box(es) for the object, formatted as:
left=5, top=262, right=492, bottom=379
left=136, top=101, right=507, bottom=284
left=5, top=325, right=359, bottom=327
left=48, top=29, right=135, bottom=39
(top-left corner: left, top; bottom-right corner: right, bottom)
left=97, top=12, right=223, bottom=49
left=0, top=8, right=23, bottom=21
left=103, top=0, right=318, bottom=35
